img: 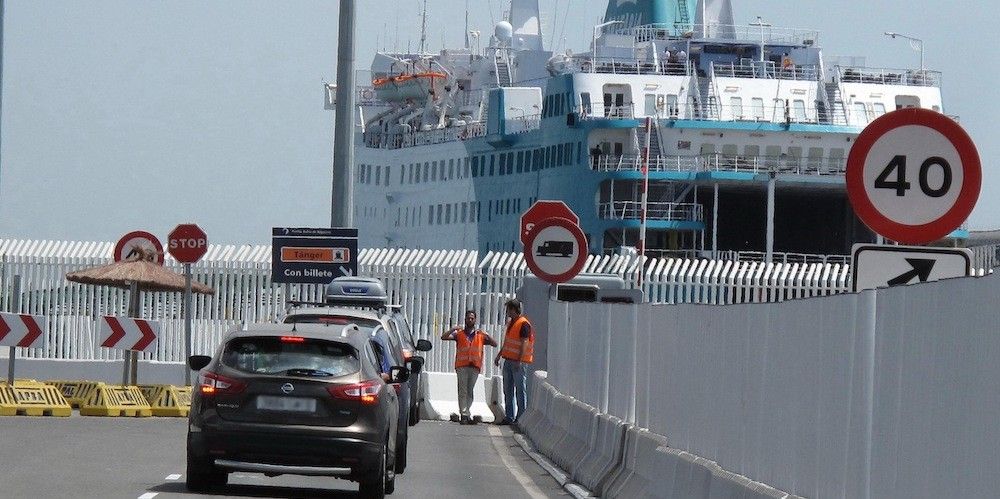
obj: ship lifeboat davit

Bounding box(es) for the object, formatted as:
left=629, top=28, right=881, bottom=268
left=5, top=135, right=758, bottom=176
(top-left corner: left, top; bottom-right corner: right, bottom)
left=372, top=72, right=447, bottom=102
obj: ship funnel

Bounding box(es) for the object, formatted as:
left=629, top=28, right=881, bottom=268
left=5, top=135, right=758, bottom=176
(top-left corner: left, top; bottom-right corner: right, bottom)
left=508, top=0, right=544, bottom=50
left=603, top=0, right=697, bottom=29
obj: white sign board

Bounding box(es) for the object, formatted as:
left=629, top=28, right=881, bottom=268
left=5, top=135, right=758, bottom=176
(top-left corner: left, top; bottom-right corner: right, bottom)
left=851, top=244, right=972, bottom=292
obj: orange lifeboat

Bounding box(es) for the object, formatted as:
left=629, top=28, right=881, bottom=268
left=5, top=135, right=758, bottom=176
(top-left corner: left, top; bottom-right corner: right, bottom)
left=372, top=72, right=447, bottom=102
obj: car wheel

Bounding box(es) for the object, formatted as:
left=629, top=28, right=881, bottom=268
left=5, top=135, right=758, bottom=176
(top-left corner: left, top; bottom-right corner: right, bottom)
left=359, top=441, right=388, bottom=499
left=185, top=454, right=227, bottom=493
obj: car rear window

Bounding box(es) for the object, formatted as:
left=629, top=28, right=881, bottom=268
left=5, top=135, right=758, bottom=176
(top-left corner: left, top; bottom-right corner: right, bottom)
left=221, top=337, right=359, bottom=377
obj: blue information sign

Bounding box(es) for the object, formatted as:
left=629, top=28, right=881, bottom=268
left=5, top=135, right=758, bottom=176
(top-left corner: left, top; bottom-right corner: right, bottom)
left=271, top=227, right=359, bottom=284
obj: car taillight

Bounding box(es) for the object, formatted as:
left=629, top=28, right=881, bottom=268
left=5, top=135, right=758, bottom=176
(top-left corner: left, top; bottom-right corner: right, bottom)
left=280, top=336, right=305, bottom=343
left=328, top=380, right=382, bottom=405
left=198, top=372, right=246, bottom=395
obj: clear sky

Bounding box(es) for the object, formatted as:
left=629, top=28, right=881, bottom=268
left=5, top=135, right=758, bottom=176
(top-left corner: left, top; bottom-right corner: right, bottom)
left=0, top=0, right=995, bottom=246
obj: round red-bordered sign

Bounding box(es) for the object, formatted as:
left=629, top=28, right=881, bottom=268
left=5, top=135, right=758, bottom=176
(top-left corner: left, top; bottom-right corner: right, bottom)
left=846, top=108, right=981, bottom=244
left=523, top=217, right=588, bottom=283
left=113, top=230, right=164, bottom=265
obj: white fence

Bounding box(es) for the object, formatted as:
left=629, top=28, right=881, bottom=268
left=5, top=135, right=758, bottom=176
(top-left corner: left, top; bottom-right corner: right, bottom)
left=544, top=272, right=1000, bottom=498
left=0, top=238, right=990, bottom=377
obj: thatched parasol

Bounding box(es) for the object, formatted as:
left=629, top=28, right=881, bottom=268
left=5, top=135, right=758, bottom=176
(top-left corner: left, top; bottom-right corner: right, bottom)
left=66, top=251, right=214, bottom=294
left=65, top=247, right=215, bottom=386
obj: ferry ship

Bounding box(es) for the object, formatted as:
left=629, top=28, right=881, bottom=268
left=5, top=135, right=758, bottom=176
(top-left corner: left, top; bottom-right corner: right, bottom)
left=339, top=0, right=957, bottom=259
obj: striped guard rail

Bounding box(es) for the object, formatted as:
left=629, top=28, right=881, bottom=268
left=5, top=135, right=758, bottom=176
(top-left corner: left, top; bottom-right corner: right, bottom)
left=79, top=383, right=152, bottom=417
left=0, top=380, right=72, bottom=417
left=138, top=384, right=192, bottom=417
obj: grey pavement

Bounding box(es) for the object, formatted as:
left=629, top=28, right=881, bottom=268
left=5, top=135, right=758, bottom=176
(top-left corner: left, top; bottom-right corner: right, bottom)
left=0, top=415, right=567, bottom=498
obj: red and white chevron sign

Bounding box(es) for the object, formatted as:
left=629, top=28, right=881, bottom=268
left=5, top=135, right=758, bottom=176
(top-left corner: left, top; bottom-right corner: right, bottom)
left=0, top=312, right=46, bottom=348
left=99, top=316, right=159, bottom=352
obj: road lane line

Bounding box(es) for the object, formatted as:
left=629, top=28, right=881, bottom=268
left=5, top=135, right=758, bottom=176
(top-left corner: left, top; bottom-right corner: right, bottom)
left=165, top=474, right=182, bottom=480
left=486, top=425, right=548, bottom=499
left=138, top=493, right=158, bottom=499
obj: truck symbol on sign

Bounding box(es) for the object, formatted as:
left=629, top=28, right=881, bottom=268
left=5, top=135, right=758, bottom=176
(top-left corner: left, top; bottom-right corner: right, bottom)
left=537, top=240, right=574, bottom=257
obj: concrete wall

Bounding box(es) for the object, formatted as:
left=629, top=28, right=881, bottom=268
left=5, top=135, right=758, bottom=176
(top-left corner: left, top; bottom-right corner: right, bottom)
left=545, top=272, right=1000, bottom=498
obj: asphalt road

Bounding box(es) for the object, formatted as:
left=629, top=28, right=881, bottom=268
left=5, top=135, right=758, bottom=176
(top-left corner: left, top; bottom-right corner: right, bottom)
left=0, top=416, right=567, bottom=498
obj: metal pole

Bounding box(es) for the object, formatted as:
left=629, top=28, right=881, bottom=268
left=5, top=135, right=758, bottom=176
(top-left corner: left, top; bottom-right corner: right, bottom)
left=638, top=117, right=651, bottom=288
left=766, top=175, right=775, bottom=263
left=183, top=263, right=193, bottom=386
left=125, top=281, right=140, bottom=386
left=331, top=0, right=357, bottom=228
left=712, top=183, right=719, bottom=258
left=6, top=275, right=20, bottom=386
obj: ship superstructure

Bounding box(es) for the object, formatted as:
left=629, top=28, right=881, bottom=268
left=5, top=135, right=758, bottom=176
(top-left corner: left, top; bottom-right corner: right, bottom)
left=339, top=0, right=954, bottom=259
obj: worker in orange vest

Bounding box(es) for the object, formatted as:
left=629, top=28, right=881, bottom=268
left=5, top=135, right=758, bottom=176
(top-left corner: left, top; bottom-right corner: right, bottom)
left=441, top=309, right=498, bottom=425
left=493, top=298, right=534, bottom=425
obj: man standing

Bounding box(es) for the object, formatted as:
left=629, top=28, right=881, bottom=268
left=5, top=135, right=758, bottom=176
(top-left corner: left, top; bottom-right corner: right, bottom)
left=494, top=298, right=534, bottom=425
left=441, top=310, right=497, bottom=425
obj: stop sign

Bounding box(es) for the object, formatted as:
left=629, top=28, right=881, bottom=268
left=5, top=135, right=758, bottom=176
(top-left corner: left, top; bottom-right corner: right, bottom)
left=520, top=200, right=580, bottom=245
left=168, top=223, right=208, bottom=264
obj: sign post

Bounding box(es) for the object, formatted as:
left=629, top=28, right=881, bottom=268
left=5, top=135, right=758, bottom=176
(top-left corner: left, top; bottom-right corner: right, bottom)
left=168, top=224, right=209, bottom=386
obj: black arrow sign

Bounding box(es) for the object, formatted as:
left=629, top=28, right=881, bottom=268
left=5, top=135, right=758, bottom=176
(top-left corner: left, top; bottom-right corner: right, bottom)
left=886, top=258, right=936, bottom=286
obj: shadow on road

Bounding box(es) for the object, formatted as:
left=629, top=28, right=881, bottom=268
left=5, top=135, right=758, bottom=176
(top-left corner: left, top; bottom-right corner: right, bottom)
left=149, top=481, right=360, bottom=498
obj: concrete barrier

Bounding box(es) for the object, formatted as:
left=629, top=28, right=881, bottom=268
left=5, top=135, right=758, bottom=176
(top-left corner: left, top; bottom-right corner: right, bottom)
left=550, top=399, right=597, bottom=477
left=518, top=371, right=549, bottom=440
left=418, top=371, right=498, bottom=422
left=573, top=413, right=627, bottom=493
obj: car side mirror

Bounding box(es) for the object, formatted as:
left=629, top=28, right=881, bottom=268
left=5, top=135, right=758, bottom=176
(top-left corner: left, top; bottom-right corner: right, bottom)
left=415, top=339, right=432, bottom=352
left=390, top=365, right=411, bottom=383
left=188, top=355, right=212, bottom=371
left=406, top=356, right=424, bottom=374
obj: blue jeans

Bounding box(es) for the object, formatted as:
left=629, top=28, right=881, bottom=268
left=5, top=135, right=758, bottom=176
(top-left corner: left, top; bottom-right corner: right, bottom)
left=502, top=359, right=528, bottom=422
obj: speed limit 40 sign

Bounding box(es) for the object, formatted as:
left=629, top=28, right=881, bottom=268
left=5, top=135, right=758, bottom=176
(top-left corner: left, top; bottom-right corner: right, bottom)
left=846, top=108, right=981, bottom=244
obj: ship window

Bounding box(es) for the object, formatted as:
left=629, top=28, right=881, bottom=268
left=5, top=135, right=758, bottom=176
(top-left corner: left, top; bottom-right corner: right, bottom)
left=644, top=94, right=656, bottom=115
left=375, top=165, right=382, bottom=185
left=431, top=161, right=438, bottom=181
left=613, top=143, right=623, bottom=156
left=852, top=102, right=867, bottom=124
left=721, top=144, right=738, bottom=156
left=472, top=157, right=479, bottom=177
left=730, top=97, right=743, bottom=119
left=399, top=166, right=404, bottom=185
left=436, top=205, right=443, bottom=224
left=764, top=145, right=780, bottom=160
left=751, top=98, right=765, bottom=120
left=577, top=142, right=583, bottom=164
left=461, top=203, right=468, bottom=223
left=439, top=161, right=445, bottom=180
left=424, top=162, right=430, bottom=182
left=448, top=159, right=454, bottom=179
left=464, top=158, right=470, bottom=178
left=557, top=145, right=564, bottom=166
left=506, top=153, right=515, bottom=174
left=446, top=204, right=452, bottom=224
left=517, top=151, right=524, bottom=173
left=499, top=153, right=507, bottom=175
left=744, top=145, right=760, bottom=157
left=385, top=166, right=391, bottom=185
left=428, top=205, right=434, bottom=225
left=665, top=95, right=678, bottom=118
left=772, top=98, right=785, bottom=122
left=489, top=155, right=495, bottom=176
left=581, top=93, right=592, bottom=115
left=873, top=103, right=887, bottom=118
left=516, top=198, right=522, bottom=212
left=557, top=94, right=564, bottom=115
left=792, top=100, right=807, bottom=122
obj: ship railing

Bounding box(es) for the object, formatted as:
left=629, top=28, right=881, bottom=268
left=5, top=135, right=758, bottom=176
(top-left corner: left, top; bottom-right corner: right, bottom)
left=568, top=56, right=692, bottom=76
left=715, top=250, right=851, bottom=265
left=712, top=60, right=821, bottom=82
left=575, top=100, right=854, bottom=126
left=598, top=201, right=704, bottom=223
left=592, top=153, right=848, bottom=176
left=362, top=121, right=487, bottom=149
left=626, top=23, right=820, bottom=46
left=505, top=113, right=542, bottom=134
left=835, top=65, right=941, bottom=87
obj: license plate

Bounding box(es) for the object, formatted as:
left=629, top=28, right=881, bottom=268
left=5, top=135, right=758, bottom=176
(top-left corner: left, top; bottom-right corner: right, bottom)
left=256, top=395, right=317, bottom=412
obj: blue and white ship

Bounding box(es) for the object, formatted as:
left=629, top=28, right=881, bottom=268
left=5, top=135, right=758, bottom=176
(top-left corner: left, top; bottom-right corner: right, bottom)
left=345, top=0, right=954, bottom=259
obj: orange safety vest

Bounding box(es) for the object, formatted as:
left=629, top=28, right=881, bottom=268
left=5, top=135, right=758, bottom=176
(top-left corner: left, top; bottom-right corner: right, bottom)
left=454, top=329, right=487, bottom=371
left=501, top=316, right=534, bottom=363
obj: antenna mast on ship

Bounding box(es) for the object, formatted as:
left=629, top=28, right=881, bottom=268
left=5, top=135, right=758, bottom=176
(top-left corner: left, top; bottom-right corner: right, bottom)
left=419, top=0, right=428, bottom=54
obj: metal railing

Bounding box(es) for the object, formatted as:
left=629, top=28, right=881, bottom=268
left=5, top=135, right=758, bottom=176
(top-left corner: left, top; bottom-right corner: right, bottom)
left=713, top=60, right=821, bottom=82
left=592, top=153, right=848, bottom=176
left=569, top=56, right=692, bottom=76
left=363, top=121, right=487, bottom=149
left=628, top=23, right=820, bottom=46
left=835, top=66, right=941, bottom=87
left=599, top=201, right=704, bottom=222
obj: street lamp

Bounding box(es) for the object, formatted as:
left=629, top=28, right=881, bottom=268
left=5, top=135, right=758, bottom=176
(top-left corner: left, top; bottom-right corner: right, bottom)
left=593, top=20, right=623, bottom=73
left=884, top=31, right=924, bottom=72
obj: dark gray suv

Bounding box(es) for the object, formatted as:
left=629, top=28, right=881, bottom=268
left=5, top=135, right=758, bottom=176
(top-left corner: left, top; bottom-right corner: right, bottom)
left=186, top=323, right=408, bottom=498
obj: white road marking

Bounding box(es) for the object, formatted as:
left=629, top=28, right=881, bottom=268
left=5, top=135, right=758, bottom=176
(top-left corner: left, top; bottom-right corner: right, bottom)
left=138, top=493, right=158, bottom=499
left=165, top=474, right=182, bottom=481
left=487, top=425, right=548, bottom=499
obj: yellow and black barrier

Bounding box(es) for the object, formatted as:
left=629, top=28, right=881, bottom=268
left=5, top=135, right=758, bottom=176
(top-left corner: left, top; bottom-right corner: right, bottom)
left=0, top=380, right=72, bottom=417
left=49, top=380, right=103, bottom=409
left=79, top=383, right=152, bottom=417
left=138, top=384, right=192, bottom=417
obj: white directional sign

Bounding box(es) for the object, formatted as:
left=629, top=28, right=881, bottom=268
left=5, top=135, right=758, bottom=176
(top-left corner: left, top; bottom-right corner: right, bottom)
left=99, top=316, right=160, bottom=352
left=846, top=108, right=981, bottom=244
left=0, top=312, right=46, bottom=348
left=851, top=244, right=972, bottom=292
